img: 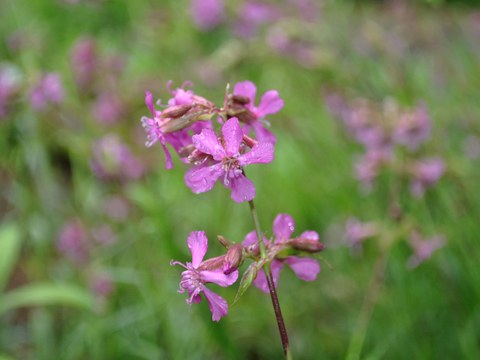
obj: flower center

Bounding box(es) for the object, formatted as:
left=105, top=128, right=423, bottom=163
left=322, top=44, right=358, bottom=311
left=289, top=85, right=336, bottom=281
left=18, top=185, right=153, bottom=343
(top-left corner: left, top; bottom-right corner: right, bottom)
left=221, top=157, right=242, bottom=185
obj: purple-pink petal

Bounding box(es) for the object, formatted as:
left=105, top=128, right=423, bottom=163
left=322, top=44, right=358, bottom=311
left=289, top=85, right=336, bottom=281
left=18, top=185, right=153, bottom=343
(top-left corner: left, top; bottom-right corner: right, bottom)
left=202, top=287, right=228, bottom=322
left=233, top=80, right=257, bottom=106
left=238, top=142, right=274, bottom=166
left=187, top=231, right=208, bottom=267
left=222, top=117, right=243, bottom=156
left=273, top=213, right=295, bottom=242
left=243, top=230, right=258, bottom=247
left=253, top=260, right=284, bottom=293
left=185, top=163, right=224, bottom=194
left=161, top=142, right=174, bottom=170
left=192, top=128, right=226, bottom=160
left=201, top=269, right=238, bottom=287
left=145, top=91, right=155, bottom=118
left=252, top=122, right=276, bottom=144
left=227, top=174, right=256, bottom=202
left=285, top=256, right=320, bottom=281
left=299, top=230, right=319, bottom=242
left=257, top=90, right=284, bottom=117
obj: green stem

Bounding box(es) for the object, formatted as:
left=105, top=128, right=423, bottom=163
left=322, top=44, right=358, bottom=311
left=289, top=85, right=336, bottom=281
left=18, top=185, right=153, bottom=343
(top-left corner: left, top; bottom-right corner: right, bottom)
left=248, top=200, right=292, bottom=359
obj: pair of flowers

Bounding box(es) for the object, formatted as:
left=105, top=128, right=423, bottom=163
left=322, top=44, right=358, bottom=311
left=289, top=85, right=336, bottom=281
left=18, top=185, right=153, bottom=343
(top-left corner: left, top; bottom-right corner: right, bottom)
left=141, top=81, right=283, bottom=202
left=171, top=214, right=323, bottom=321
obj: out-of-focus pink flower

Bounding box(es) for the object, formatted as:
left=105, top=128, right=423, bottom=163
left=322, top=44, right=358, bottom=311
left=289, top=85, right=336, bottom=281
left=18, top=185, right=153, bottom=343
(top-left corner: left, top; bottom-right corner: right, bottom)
left=233, top=80, right=284, bottom=144
left=410, top=157, right=445, bottom=197
left=30, top=73, right=64, bottom=110
left=90, top=274, right=114, bottom=299
left=233, top=2, right=282, bottom=38
left=70, top=37, right=97, bottom=91
left=57, top=220, right=89, bottom=263
left=171, top=231, right=238, bottom=322
left=91, top=135, right=145, bottom=181
left=407, top=231, right=446, bottom=268
left=190, top=0, right=224, bottom=31
left=393, top=105, right=431, bottom=151
left=92, top=225, right=116, bottom=246
left=185, top=117, right=274, bottom=202
left=243, top=214, right=321, bottom=293
left=92, top=93, right=123, bottom=124
left=345, top=217, right=378, bottom=246
left=355, top=147, right=391, bottom=190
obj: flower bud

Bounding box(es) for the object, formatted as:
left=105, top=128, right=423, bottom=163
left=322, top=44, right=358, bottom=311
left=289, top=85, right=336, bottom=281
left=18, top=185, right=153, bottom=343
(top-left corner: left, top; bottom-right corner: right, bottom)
left=223, top=244, right=244, bottom=275
left=242, top=134, right=258, bottom=148
left=217, top=235, right=231, bottom=248
left=159, top=104, right=192, bottom=119
left=290, top=237, right=325, bottom=253
left=230, top=94, right=250, bottom=105
left=197, top=255, right=225, bottom=271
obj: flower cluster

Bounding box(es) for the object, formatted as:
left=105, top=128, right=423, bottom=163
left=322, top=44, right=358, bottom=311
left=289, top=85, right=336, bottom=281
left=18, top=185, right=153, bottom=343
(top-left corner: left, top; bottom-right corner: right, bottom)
left=140, top=80, right=282, bottom=202
left=171, top=214, right=324, bottom=321
left=327, top=96, right=445, bottom=197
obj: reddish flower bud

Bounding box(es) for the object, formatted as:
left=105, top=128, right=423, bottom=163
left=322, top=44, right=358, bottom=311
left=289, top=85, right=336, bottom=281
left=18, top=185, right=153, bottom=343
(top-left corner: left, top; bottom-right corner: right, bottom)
left=197, top=255, right=225, bottom=271
left=230, top=94, right=251, bottom=105
left=290, top=237, right=325, bottom=253
left=159, top=104, right=192, bottom=119
left=217, top=235, right=231, bottom=248
left=223, top=244, right=244, bottom=275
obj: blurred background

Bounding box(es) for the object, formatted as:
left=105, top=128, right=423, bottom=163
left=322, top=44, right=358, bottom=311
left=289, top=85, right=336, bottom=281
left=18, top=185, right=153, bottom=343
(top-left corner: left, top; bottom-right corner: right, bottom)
left=1, top=0, right=480, bottom=359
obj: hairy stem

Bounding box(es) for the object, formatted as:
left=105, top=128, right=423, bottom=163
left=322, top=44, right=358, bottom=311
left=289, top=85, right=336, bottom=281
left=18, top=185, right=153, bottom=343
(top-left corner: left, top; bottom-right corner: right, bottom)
left=248, top=200, right=292, bottom=359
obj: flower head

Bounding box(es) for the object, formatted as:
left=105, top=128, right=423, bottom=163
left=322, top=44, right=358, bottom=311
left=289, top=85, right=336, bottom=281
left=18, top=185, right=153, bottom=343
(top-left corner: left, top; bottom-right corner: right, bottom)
left=232, top=81, right=284, bottom=144
left=185, top=117, right=274, bottom=202
left=393, top=105, right=431, bottom=151
left=190, top=0, right=224, bottom=31
left=410, top=157, right=445, bottom=197
left=243, top=214, right=322, bottom=293
left=171, top=231, right=238, bottom=321
left=407, top=231, right=446, bottom=268
left=30, top=73, right=64, bottom=110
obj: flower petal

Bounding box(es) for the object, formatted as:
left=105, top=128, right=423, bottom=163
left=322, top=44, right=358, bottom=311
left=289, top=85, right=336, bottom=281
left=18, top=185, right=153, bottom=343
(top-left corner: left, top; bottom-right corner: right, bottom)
left=161, top=142, right=174, bottom=170
left=233, top=80, right=257, bottom=105
left=253, top=122, right=276, bottom=144
left=201, top=269, right=238, bottom=287
left=192, top=128, right=225, bottom=160
left=145, top=91, right=155, bottom=118
left=187, top=231, right=208, bottom=267
left=253, top=260, right=284, bottom=293
left=285, top=256, right=320, bottom=281
left=299, top=231, right=319, bottom=242
left=238, top=142, right=274, bottom=166
left=227, top=174, right=256, bottom=202
left=242, top=230, right=258, bottom=247
left=273, top=214, right=295, bottom=242
left=202, top=287, right=228, bottom=322
left=222, top=117, right=243, bottom=156
left=256, top=90, right=284, bottom=117
left=184, top=163, right=224, bottom=194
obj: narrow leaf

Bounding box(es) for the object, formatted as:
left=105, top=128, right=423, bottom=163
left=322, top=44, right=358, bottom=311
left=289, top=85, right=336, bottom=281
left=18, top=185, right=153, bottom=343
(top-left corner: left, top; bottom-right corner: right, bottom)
left=232, top=262, right=258, bottom=306
left=0, top=283, right=94, bottom=315
left=0, top=223, right=21, bottom=292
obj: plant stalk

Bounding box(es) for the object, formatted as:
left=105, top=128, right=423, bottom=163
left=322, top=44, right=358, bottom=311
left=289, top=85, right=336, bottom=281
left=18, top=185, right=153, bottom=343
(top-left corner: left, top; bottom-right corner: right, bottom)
left=248, top=200, right=292, bottom=359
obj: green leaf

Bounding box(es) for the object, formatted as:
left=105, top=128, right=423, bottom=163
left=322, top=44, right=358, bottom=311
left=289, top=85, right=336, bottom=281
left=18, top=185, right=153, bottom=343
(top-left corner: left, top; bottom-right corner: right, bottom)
left=0, top=223, right=21, bottom=292
left=232, top=262, right=259, bottom=306
left=0, top=283, right=94, bottom=315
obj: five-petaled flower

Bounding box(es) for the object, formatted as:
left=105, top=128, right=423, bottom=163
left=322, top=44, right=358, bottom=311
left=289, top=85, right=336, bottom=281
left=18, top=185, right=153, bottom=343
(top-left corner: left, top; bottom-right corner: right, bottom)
left=233, top=80, right=284, bottom=144
left=185, top=117, right=274, bottom=202
left=243, top=213, right=321, bottom=293
left=171, top=231, right=238, bottom=321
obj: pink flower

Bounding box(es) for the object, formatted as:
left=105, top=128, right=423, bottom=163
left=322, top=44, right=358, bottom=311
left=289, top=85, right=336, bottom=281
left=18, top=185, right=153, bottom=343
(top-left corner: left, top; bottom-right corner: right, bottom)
left=190, top=0, right=224, bottom=31
left=243, top=214, right=321, bottom=293
left=233, top=81, right=284, bottom=144
left=185, top=117, right=274, bottom=202
left=345, top=217, right=378, bottom=246
left=92, top=92, right=123, bottom=124
left=410, top=157, right=445, bottom=198
left=70, top=37, right=97, bottom=92
left=393, top=105, right=431, bottom=151
left=30, top=73, right=64, bottom=110
left=171, top=231, right=238, bottom=322
left=57, top=219, right=89, bottom=263
left=407, top=232, right=446, bottom=268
